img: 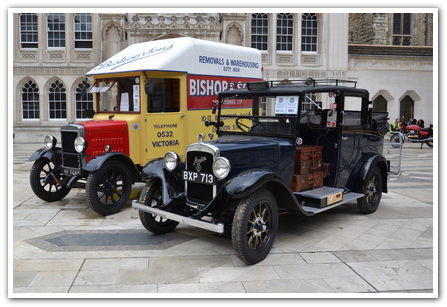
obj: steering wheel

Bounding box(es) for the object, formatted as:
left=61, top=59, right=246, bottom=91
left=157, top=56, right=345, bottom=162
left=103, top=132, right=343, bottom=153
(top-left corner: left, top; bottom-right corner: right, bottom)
left=236, top=117, right=251, bottom=132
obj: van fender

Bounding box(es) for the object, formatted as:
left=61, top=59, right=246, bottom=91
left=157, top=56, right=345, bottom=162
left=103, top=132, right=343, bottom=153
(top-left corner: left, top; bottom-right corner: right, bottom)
left=85, top=152, right=142, bottom=182
left=346, top=153, right=389, bottom=193
left=29, top=147, right=59, bottom=162
left=224, top=169, right=301, bottom=212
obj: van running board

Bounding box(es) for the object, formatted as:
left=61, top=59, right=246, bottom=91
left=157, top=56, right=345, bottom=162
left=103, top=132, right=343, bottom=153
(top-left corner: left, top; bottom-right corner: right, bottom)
left=295, top=187, right=364, bottom=215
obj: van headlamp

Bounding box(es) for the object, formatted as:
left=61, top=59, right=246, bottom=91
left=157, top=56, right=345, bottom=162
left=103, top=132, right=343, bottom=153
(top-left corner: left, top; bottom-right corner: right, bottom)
left=213, top=157, right=231, bottom=179
left=164, top=151, right=179, bottom=172
left=74, top=137, right=87, bottom=153
left=44, top=135, right=57, bottom=150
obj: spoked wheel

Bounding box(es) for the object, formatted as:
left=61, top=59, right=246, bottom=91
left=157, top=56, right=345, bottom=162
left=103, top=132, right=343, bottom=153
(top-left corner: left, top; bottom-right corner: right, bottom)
left=30, top=158, right=71, bottom=202
left=86, top=160, right=132, bottom=216
left=357, top=165, right=383, bottom=214
left=232, top=189, right=278, bottom=265
left=138, top=179, right=179, bottom=234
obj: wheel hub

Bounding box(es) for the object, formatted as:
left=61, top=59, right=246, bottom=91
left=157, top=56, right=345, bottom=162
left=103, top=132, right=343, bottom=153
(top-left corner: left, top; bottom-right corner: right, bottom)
left=253, top=217, right=267, bottom=236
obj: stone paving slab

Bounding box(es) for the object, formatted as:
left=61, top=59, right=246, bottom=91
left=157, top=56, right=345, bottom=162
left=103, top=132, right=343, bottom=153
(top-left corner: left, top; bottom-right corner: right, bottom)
left=9, top=143, right=437, bottom=298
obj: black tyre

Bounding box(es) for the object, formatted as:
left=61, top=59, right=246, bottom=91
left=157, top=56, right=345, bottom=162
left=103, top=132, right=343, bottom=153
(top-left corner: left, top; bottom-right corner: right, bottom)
left=30, top=159, right=71, bottom=202
left=357, top=165, right=383, bottom=214
left=231, top=189, right=278, bottom=265
left=86, top=160, right=132, bottom=216
left=390, top=133, right=404, bottom=148
left=425, top=140, right=433, bottom=148
left=138, top=179, right=179, bottom=234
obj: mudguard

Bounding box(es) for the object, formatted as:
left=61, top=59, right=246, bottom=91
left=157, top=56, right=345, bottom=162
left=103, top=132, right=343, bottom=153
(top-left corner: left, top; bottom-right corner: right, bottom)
left=85, top=152, right=142, bottom=182
left=140, top=158, right=185, bottom=206
left=224, top=169, right=301, bottom=212
left=345, top=153, right=388, bottom=193
left=29, top=147, right=59, bottom=162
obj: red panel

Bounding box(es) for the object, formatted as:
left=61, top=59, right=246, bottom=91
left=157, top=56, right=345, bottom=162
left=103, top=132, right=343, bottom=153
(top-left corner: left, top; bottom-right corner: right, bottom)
left=81, top=120, right=129, bottom=163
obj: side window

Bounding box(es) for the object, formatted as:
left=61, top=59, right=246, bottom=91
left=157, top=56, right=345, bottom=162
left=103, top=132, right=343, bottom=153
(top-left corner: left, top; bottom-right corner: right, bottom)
left=147, top=78, right=180, bottom=113
left=343, top=96, right=363, bottom=127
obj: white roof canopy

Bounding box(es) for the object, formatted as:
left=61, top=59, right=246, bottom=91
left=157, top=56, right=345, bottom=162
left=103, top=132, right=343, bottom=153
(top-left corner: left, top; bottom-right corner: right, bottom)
left=86, top=37, right=262, bottom=79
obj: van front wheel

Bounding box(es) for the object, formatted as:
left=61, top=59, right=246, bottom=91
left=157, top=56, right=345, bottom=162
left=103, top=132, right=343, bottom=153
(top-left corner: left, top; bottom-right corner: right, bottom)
left=86, top=160, right=132, bottom=216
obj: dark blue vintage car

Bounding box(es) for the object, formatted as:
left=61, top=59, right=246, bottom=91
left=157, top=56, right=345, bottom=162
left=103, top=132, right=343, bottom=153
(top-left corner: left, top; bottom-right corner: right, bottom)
left=132, top=79, right=390, bottom=264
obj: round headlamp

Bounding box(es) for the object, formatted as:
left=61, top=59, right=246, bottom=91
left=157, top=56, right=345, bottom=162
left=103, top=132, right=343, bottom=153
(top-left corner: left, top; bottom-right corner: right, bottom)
left=164, top=151, right=179, bottom=172
left=74, top=137, right=87, bottom=153
left=213, top=157, right=231, bottom=179
left=44, top=135, right=57, bottom=150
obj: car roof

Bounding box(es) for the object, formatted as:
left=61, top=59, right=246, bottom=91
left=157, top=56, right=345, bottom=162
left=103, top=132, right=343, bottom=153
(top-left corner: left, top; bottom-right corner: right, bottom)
left=219, top=79, right=369, bottom=97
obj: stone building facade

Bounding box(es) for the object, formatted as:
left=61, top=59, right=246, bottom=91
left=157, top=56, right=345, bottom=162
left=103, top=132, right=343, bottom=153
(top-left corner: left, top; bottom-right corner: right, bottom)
left=11, top=12, right=434, bottom=143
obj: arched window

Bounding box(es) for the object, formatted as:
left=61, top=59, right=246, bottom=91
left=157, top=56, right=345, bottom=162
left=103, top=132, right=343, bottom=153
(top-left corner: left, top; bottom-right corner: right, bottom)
left=276, top=13, right=293, bottom=51
left=49, top=80, right=66, bottom=119
left=251, top=13, right=268, bottom=51
left=21, top=80, right=39, bottom=119
left=301, top=13, right=318, bottom=52
left=400, top=96, right=414, bottom=123
left=75, top=80, right=93, bottom=119
left=373, top=95, right=387, bottom=112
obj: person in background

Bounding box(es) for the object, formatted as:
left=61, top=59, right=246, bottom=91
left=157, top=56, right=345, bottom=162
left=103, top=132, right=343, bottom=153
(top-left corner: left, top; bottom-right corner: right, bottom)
left=417, top=119, right=425, bottom=128
left=390, top=118, right=401, bottom=131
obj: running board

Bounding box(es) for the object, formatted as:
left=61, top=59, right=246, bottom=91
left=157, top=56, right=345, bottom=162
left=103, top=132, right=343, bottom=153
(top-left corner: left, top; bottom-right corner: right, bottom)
left=295, top=187, right=364, bottom=215
left=132, top=200, right=224, bottom=233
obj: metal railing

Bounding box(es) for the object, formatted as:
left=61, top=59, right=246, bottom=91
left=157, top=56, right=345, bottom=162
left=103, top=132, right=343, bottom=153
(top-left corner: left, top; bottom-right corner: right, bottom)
left=383, top=131, right=404, bottom=178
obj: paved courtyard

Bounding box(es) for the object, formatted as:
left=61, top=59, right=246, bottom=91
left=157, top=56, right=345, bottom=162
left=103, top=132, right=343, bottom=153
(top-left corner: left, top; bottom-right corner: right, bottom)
left=9, top=141, right=436, bottom=298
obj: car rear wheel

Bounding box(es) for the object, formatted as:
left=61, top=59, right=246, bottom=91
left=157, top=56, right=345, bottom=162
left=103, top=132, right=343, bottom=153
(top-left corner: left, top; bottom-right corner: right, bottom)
left=138, top=179, right=179, bottom=234
left=30, top=158, right=71, bottom=202
left=357, top=165, right=383, bottom=214
left=86, top=160, right=132, bottom=216
left=231, top=189, right=278, bottom=265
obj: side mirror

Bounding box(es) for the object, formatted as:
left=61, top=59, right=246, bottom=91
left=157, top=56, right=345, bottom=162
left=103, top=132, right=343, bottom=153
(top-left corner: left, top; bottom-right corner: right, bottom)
left=145, top=82, right=153, bottom=95
left=85, top=109, right=96, bottom=118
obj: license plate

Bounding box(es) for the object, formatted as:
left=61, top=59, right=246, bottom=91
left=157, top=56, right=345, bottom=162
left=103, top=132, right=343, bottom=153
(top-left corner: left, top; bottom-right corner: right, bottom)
left=62, top=168, right=81, bottom=176
left=183, top=170, right=215, bottom=185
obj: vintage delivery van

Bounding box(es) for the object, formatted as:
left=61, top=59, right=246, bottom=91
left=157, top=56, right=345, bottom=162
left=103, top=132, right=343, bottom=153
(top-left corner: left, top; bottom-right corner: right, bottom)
left=29, top=37, right=262, bottom=215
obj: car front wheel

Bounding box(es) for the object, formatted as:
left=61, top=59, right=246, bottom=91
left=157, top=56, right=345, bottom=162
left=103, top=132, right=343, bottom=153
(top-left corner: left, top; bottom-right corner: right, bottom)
left=138, top=179, right=179, bottom=235
left=231, top=189, right=278, bottom=265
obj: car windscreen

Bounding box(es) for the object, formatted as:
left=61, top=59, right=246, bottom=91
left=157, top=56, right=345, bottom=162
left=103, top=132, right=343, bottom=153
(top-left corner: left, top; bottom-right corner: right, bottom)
left=217, top=95, right=299, bottom=137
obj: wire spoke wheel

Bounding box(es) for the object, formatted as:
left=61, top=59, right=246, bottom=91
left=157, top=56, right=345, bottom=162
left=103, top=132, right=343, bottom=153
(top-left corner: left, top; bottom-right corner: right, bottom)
left=246, top=202, right=272, bottom=252
left=357, top=165, right=383, bottom=214
left=232, top=189, right=278, bottom=265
